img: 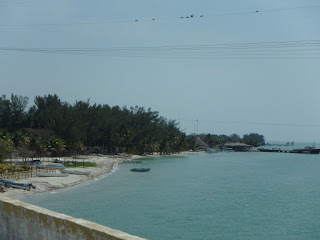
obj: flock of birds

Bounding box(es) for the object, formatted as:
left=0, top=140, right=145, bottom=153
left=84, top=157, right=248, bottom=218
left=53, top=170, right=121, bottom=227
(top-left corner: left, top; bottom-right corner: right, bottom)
left=134, top=14, right=208, bottom=22
left=134, top=14, right=207, bottom=22
left=134, top=11, right=259, bottom=22
left=179, top=14, right=203, bottom=19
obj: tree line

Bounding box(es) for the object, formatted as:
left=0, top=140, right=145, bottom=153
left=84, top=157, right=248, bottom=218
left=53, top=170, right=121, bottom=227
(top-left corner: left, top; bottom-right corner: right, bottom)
left=199, top=133, right=265, bottom=148
left=0, top=94, right=265, bottom=162
left=0, top=94, right=193, bottom=162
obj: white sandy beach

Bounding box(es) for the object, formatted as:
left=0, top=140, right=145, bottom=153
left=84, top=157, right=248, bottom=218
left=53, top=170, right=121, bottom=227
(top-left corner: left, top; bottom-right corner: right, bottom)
left=1, top=154, right=130, bottom=198
left=1, top=151, right=197, bottom=199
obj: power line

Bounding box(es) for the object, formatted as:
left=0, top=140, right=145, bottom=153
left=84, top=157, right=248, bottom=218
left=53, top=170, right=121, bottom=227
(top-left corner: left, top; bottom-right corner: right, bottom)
left=0, top=4, right=319, bottom=27
left=257, top=4, right=320, bottom=13
left=1, top=40, right=320, bottom=58
left=177, top=119, right=320, bottom=128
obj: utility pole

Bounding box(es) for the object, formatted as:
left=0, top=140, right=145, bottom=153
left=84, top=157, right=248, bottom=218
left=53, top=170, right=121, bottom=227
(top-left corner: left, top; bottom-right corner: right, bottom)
left=196, top=119, right=199, bottom=135
left=194, top=119, right=199, bottom=136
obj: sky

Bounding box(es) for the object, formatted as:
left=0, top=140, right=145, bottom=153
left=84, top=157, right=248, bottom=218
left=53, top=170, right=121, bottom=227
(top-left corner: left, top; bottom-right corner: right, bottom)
left=1, top=0, right=320, bottom=142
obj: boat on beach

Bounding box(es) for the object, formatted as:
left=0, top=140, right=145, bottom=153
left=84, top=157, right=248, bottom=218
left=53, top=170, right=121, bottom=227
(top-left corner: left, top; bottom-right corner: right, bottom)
left=0, top=178, right=36, bottom=190
left=61, top=169, right=91, bottom=175
left=130, top=168, right=151, bottom=172
left=36, top=164, right=66, bottom=170
left=25, top=159, right=41, bottom=165
left=34, top=172, right=69, bottom=177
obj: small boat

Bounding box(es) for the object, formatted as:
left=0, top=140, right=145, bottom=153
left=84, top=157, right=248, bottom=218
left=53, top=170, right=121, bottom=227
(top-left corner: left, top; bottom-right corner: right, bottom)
left=36, top=164, right=66, bottom=170
left=61, top=169, right=91, bottom=175
left=25, top=159, right=41, bottom=165
left=289, top=146, right=320, bottom=154
left=53, top=158, right=64, bottom=164
left=34, top=172, right=69, bottom=177
left=0, top=178, right=36, bottom=191
left=130, top=168, right=150, bottom=172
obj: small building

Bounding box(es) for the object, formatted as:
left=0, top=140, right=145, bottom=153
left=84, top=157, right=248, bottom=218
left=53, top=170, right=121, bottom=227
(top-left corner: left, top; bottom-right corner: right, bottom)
left=224, top=143, right=252, bottom=152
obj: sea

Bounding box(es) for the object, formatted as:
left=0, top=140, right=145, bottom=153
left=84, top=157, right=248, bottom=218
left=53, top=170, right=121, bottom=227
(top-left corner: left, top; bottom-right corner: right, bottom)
left=22, top=143, right=320, bottom=240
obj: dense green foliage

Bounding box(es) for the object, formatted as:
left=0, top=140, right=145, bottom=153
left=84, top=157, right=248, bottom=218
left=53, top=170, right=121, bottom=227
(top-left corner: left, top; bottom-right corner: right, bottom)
left=0, top=94, right=265, bottom=162
left=242, top=133, right=265, bottom=147
left=199, top=133, right=265, bottom=148
left=0, top=94, right=189, bottom=162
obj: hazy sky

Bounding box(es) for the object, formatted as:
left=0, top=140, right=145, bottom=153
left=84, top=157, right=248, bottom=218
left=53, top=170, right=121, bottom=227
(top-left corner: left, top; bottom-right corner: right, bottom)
left=1, top=0, right=320, bottom=142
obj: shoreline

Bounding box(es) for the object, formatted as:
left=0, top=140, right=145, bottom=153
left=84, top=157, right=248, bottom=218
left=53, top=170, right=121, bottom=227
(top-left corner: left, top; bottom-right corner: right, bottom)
left=1, top=155, right=121, bottom=199
left=1, top=151, right=198, bottom=199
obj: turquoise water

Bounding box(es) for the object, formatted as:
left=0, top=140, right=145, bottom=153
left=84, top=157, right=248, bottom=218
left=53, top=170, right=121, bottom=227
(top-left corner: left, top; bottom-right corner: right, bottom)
left=23, top=152, right=320, bottom=240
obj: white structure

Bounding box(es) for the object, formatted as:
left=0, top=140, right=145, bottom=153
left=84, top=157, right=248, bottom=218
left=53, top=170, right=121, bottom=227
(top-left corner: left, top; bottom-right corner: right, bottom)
left=0, top=196, right=147, bottom=240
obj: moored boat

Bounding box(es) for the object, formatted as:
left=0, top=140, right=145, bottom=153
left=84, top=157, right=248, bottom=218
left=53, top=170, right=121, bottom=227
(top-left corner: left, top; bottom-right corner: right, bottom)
left=36, top=164, right=66, bottom=170
left=25, top=159, right=41, bottom=165
left=130, top=168, right=150, bottom=172
left=289, top=146, right=320, bottom=154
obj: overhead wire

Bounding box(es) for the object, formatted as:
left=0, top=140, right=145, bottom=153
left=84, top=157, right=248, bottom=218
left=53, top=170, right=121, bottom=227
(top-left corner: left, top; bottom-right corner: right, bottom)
left=177, top=119, right=320, bottom=128
left=0, top=4, right=319, bottom=27
left=1, top=40, right=320, bottom=58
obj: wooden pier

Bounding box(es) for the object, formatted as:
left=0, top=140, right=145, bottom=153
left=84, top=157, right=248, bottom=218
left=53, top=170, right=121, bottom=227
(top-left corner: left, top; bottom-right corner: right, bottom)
left=258, top=148, right=290, bottom=153
left=258, top=147, right=320, bottom=154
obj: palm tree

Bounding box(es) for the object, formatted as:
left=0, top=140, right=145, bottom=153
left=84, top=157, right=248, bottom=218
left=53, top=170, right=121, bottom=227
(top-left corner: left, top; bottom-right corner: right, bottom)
left=0, top=133, right=14, bottom=163
left=17, top=136, right=32, bottom=161
left=70, top=141, right=86, bottom=155
left=47, top=137, right=66, bottom=157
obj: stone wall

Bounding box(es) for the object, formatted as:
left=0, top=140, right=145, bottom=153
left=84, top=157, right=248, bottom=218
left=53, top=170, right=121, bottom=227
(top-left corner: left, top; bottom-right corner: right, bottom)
left=0, top=196, right=147, bottom=240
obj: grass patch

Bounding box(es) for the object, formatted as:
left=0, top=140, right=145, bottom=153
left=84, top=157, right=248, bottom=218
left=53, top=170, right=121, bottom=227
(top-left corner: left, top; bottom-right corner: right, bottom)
left=64, top=161, right=97, bottom=168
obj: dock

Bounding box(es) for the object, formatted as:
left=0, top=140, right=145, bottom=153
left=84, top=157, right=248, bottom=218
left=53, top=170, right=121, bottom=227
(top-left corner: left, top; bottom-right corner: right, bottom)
left=258, top=148, right=290, bottom=153
left=258, top=147, right=320, bottom=154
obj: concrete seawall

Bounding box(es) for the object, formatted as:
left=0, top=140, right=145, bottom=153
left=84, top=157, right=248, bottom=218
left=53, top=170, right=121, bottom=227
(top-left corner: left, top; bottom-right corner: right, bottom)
left=0, top=196, right=147, bottom=240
